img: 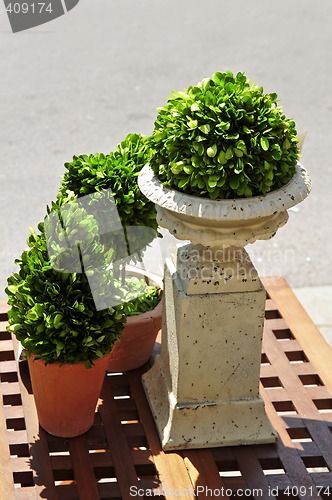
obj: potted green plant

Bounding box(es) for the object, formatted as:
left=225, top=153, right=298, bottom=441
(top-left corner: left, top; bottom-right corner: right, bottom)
left=137, top=71, right=311, bottom=450
left=140, top=70, right=311, bottom=248
left=58, top=133, right=159, bottom=245
left=5, top=195, right=127, bottom=437
left=149, top=70, right=299, bottom=199
left=107, top=266, right=162, bottom=372
left=58, top=133, right=163, bottom=372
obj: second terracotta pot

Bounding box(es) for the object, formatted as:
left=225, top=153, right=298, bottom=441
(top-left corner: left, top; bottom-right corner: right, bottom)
left=107, top=269, right=163, bottom=372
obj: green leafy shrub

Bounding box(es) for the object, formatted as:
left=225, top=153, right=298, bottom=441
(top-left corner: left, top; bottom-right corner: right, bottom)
left=149, top=71, right=299, bottom=199
left=56, top=133, right=162, bottom=317
left=120, top=276, right=161, bottom=316
left=59, top=133, right=158, bottom=232
left=5, top=197, right=127, bottom=367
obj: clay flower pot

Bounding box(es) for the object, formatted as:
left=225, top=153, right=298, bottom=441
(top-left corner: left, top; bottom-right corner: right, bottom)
left=107, top=268, right=163, bottom=372
left=28, top=354, right=108, bottom=437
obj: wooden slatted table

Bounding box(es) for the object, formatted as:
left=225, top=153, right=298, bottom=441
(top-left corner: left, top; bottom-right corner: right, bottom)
left=1, top=277, right=332, bottom=500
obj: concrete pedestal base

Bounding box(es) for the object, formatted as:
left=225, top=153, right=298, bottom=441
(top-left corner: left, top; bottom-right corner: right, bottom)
left=142, top=245, right=277, bottom=450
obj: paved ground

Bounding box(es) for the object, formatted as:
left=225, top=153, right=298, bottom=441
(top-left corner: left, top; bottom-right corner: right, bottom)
left=0, top=1, right=331, bottom=341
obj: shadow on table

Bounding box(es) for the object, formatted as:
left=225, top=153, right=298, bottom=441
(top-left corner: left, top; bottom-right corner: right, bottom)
left=190, top=414, right=332, bottom=499
left=27, top=371, right=161, bottom=499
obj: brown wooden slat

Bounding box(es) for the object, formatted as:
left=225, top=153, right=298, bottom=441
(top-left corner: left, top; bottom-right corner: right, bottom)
left=3, top=337, right=53, bottom=498
left=0, top=360, right=17, bottom=374
left=293, top=363, right=324, bottom=377
left=183, top=450, right=230, bottom=498
left=4, top=404, right=25, bottom=420
left=15, top=336, right=58, bottom=500
left=262, top=277, right=332, bottom=395
left=305, top=386, right=331, bottom=400
left=127, top=367, right=197, bottom=500
left=10, top=456, right=33, bottom=473
left=54, top=484, right=80, bottom=500
left=99, top=375, right=139, bottom=500
left=7, top=429, right=29, bottom=445
left=278, top=339, right=302, bottom=352
left=259, top=383, right=320, bottom=499
left=1, top=381, right=21, bottom=396
left=262, top=387, right=290, bottom=402
left=14, top=488, right=37, bottom=500
left=0, top=339, right=15, bottom=354
left=1, top=280, right=332, bottom=498
left=0, top=299, right=10, bottom=322
left=298, top=441, right=322, bottom=458
left=0, top=368, right=15, bottom=499
left=263, top=317, right=332, bottom=473
left=68, top=435, right=100, bottom=500
left=234, top=447, right=277, bottom=499
left=311, top=472, right=332, bottom=487
left=260, top=364, right=277, bottom=378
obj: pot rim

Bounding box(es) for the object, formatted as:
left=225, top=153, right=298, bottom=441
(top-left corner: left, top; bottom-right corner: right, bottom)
left=124, top=265, right=163, bottom=324
left=138, top=163, right=311, bottom=222
left=28, top=353, right=108, bottom=368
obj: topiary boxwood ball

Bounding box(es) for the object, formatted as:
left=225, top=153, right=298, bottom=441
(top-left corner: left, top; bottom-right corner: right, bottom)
left=149, top=71, right=300, bottom=199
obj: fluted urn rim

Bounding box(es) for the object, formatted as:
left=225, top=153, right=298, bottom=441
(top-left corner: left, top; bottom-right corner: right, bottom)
left=138, top=163, right=311, bottom=222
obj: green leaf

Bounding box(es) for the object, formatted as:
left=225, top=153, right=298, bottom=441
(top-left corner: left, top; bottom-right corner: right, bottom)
left=56, top=340, right=64, bottom=351
left=207, top=144, right=217, bottom=158
left=7, top=284, right=19, bottom=295
left=230, top=174, right=240, bottom=190
left=188, top=119, right=198, bottom=129
left=178, top=178, right=189, bottom=189
left=208, top=178, right=218, bottom=188
left=217, top=151, right=227, bottom=165
left=234, top=149, right=243, bottom=157
left=198, top=124, right=211, bottom=134
left=54, top=314, right=63, bottom=327
left=196, top=144, right=204, bottom=156
left=183, top=164, right=194, bottom=174
left=171, top=164, right=183, bottom=175
left=225, top=147, right=234, bottom=160
left=260, top=136, right=269, bottom=151
left=244, top=186, right=253, bottom=197
left=9, top=324, right=23, bottom=332
left=282, top=138, right=291, bottom=150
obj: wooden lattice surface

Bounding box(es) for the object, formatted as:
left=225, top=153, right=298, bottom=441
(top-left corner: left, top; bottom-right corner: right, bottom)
left=1, top=277, right=332, bottom=499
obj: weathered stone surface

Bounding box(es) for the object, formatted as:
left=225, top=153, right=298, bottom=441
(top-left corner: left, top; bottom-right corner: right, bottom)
left=142, top=251, right=277, bottom=449
left=138, top=164, right=311, bottom=247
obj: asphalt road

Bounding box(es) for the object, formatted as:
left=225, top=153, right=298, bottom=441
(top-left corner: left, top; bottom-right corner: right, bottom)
left=1, top=0, right=331, bottom=298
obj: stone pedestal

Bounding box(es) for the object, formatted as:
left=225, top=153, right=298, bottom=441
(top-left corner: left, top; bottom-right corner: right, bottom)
left=142, top=245, right=277, bottom=450
left=138, top=163, right=311, bottom=450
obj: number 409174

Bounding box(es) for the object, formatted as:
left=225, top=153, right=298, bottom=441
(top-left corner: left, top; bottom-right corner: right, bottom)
left=284, top=486, right=331, bottom=497
left=5, top=3, right=53, bottom=14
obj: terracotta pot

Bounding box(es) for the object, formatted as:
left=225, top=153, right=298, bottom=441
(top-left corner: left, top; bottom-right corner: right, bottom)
left=107, top=268, right=163, bottom=372
left=28, top=354, right=108, bottom=437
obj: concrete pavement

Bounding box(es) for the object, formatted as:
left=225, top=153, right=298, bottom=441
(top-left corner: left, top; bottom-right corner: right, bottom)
left=293, top=286, right=332, bottom=347
left=0, top=0, right=331, bottom=346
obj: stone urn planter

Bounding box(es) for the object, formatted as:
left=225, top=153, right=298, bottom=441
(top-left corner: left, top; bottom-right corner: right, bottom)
left=138, top=163, right=311, bottom=450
